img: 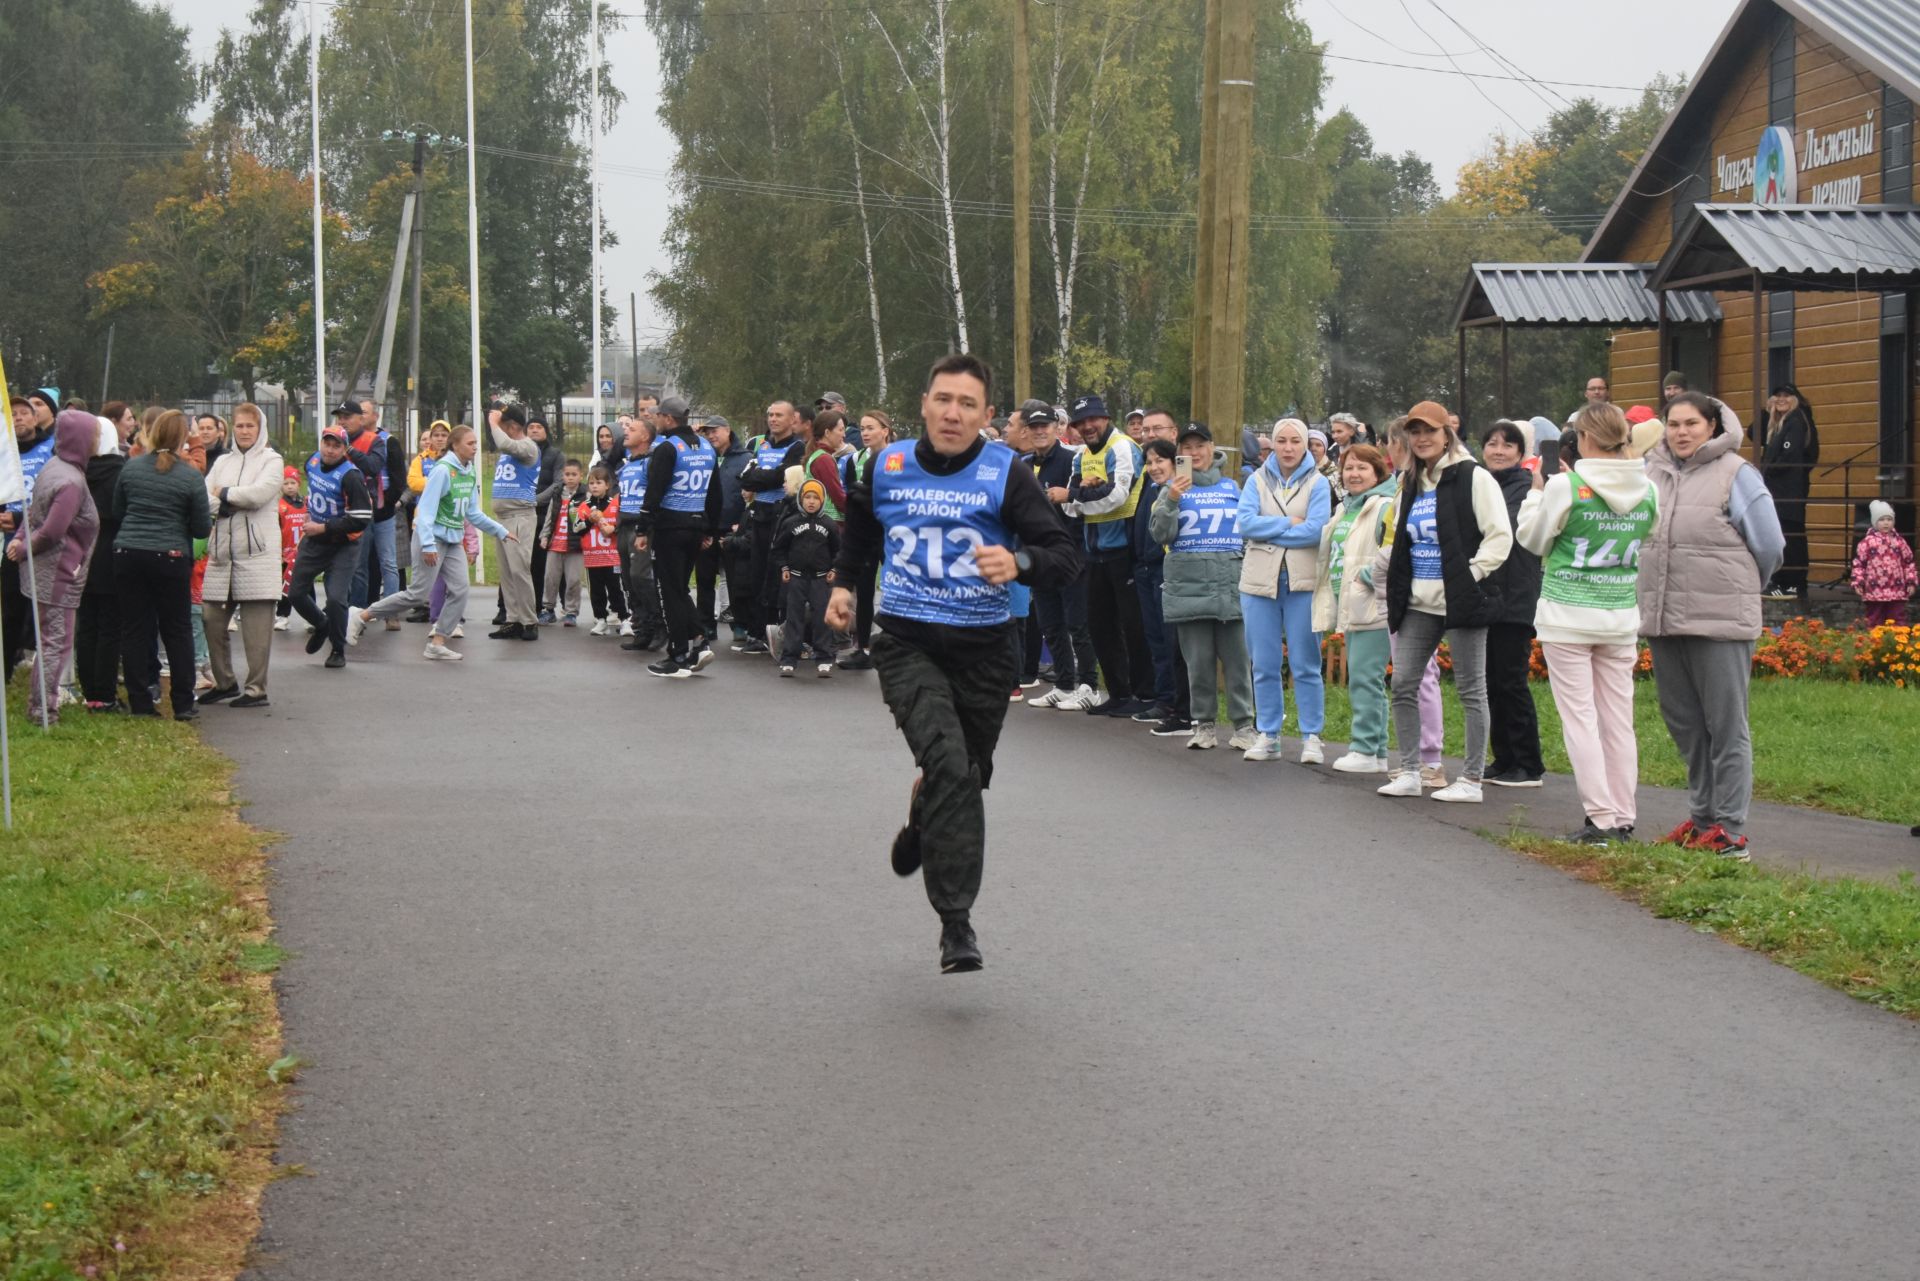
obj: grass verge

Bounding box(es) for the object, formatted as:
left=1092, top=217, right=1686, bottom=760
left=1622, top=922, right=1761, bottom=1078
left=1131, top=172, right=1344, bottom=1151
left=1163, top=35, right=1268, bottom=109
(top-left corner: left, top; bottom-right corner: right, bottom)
left=1292, top=677, right=1916, bottom=825
left=1503, top=829, right=1920, bottom=1016
left=0, top=688, right=283, bottom=1280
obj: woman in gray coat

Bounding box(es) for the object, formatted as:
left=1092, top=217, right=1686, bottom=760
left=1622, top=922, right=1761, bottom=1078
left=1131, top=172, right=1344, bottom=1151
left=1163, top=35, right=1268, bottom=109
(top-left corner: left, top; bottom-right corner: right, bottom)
left=1148, top=424, right=1253, bottom=751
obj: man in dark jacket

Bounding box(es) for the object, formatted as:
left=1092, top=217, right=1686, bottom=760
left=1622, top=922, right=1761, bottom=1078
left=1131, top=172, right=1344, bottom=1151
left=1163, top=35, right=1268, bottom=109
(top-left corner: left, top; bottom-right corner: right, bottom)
left=827, top=354, right=1082, bottom=974
left=698, top=415, right=751, bottom=642
left=633, top=396, right=725, bottom=677
left=1760, top=383, right=1817, bottom=599
left=737, top=400, right=807, bottom=653
left=290, top=426, right=374, bottom=668
left=77, top=419, right=126, bottom=709
left=1020, top=400, right=1096, bottom=706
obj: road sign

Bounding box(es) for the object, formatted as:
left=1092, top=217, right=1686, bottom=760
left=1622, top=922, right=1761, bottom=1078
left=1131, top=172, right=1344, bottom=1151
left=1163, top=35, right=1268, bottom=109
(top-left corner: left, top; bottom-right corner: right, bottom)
left=599, top=379, right=616, bottom=397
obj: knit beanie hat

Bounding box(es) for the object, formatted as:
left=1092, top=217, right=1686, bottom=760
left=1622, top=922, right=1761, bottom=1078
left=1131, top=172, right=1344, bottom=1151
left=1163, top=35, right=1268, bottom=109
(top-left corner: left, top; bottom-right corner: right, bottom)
left=1870, top=499, right=1895, bottom=526
left=799, top=478, right=826, bottom=508
left=284, top=464, right=302, bottom=480
left=1662, top=370, right=1687, bottom=389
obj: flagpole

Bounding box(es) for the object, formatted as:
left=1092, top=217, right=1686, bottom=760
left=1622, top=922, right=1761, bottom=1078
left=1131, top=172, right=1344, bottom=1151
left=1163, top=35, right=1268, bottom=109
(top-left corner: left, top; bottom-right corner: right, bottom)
left=590, top=0, right=603, bottom=434
left=464, top=0, right=487, bottom=585
left=309, top=0, right=328, bottom=442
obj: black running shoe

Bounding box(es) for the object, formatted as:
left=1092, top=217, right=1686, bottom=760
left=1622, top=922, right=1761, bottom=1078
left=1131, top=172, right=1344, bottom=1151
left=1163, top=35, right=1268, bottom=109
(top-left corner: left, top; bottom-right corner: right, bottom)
left=197, top=686, right=240, bottom=705
left=324, top=651, right=347, bottom=669
left=647, top=657, right=691, bottom=679
left=305, top=629, right=328, bottom=655
left=1130, top=703, right=1168, bottom=724
left=489, top=624, right=523, bottom=640
left=892, top=775, right=924, bottom=877
left=739, top=639, right=770, bottom=656
left=939, top=917, right=982, bottom=973
left=836, top=649, right=873, bottom=670
left=1149, top=716, right=1193, bottom=737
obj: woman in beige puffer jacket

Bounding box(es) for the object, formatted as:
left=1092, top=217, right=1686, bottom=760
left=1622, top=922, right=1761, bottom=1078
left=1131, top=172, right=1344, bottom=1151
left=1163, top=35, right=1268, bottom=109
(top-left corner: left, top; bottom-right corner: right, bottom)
left=201, top=403, right=284, bottom=704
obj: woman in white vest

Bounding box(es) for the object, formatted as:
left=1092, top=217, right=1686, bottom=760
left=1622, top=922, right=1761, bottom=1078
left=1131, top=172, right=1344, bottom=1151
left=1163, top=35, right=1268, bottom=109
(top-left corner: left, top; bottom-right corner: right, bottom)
left=1311, top=443, right=1398, bottom=772
left=1515, top=403, right=1653, bottom=845
left=1635, top=393, right=1783, bottom=860
left=1235, top=417, right=1332, bottom=764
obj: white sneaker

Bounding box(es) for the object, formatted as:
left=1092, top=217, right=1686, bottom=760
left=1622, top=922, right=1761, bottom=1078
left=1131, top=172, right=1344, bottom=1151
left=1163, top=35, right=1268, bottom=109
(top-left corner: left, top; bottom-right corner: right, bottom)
left=1377, top=772, right=1424, bottom=797
left=1084, top=687, right=1109, bottom=709
left=817, top=662, right=833, bottom=678
left=1054, top=683, right=1099, bottom=711
left=1187, top=722, right=1217, bottom=750
left=1242, top=732, right=1281, bottom=762
left=620, top=619, right=635, bottom=637
left=273, top=615, right=290, bottom=632
left=345, top=610, right=370, bottom=646
left=1226, top=725, right=1258, bottom=752
left=451, top=623, right=465, bottom=639
left=1332, top=751, right=1389, bottom=774
left=1299, top=734, right=1324, bottom=765
left=1028, top=686, right=1068, bottom=708
left=1431, top=779, right=1484, bottom=803
left=423, top=641, right=463, bottom=661
left=589, top=618, right=609, bottom=636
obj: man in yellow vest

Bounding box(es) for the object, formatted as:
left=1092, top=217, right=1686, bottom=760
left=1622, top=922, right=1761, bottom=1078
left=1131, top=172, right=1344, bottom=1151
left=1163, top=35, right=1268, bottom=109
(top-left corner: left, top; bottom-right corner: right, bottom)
left=1048, top=394, right=1153, bottom=717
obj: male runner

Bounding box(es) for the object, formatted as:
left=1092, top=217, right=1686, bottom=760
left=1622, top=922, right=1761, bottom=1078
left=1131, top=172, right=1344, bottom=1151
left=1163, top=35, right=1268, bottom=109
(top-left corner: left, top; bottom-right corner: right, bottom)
left=827, top=353, right=1081, bottom=973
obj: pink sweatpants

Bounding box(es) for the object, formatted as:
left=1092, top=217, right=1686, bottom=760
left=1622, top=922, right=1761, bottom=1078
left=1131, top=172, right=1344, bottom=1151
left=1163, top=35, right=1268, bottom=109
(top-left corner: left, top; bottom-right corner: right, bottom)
left=1387, top=629, right=1445, bottom=766
left=1543, top=641, right=1639, bottom=830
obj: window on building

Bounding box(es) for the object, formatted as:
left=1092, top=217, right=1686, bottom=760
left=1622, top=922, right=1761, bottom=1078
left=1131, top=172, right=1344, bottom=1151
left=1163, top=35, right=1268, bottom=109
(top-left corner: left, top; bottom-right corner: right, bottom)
left=1666, top=328, right=1713, bottom=393
left=1768, top=290, right=1795, bottom=395
left=1882, top=293, right=1913, bottom=498
left=1885, top=87, right=1914, bottom=206
left=1769, top=15, right=1795, bottom=126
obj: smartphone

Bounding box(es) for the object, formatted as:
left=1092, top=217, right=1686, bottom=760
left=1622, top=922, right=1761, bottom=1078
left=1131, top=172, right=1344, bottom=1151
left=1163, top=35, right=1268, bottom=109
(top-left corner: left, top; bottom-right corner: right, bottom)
left=1174, top=456, right=1193, bottom=483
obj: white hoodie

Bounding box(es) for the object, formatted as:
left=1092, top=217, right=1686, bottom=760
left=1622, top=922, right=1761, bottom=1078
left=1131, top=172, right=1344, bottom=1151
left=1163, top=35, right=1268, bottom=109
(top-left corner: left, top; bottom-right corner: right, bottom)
left=1515, top=457, right=1654, bottom=645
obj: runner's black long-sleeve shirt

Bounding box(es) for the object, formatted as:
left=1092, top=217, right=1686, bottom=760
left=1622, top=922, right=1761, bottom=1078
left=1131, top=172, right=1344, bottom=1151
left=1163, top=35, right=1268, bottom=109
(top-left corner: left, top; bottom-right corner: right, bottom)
left=834, top=434, right=1082, bottom=666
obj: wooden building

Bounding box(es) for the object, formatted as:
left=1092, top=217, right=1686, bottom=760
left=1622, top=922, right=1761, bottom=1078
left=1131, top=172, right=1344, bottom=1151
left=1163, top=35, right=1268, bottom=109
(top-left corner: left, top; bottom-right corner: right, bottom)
left=1455, top=0, right=1920, bottom=583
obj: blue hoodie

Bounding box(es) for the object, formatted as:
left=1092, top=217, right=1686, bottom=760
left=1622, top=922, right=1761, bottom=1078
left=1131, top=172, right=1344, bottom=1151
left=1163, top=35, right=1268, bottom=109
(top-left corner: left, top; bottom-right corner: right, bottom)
left=1235, top=450, right=1331, bottom=550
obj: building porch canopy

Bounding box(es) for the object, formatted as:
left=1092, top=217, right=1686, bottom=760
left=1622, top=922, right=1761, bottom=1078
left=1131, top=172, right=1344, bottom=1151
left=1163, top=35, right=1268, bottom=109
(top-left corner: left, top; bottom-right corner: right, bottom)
left=1648, top=203, right=1920, bottom=294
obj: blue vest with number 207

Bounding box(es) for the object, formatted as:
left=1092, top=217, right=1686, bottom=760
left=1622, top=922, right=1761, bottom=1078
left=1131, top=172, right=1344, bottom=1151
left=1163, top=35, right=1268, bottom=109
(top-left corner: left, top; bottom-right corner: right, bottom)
left=1171, top=478, right=1242, bottom=554
left=661, top=436, right=715, bottom=513
left=873, top=440, right=1015, bottom=627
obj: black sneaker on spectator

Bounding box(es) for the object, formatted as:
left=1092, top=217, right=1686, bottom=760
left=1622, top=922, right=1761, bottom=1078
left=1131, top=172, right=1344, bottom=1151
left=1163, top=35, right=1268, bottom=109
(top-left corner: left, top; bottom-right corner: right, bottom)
left=1149, top=715, right=1193, bottom=737
left=1131, top=703, right=1168, bottom=724
left=1486, top=769, right=1544, bottom=788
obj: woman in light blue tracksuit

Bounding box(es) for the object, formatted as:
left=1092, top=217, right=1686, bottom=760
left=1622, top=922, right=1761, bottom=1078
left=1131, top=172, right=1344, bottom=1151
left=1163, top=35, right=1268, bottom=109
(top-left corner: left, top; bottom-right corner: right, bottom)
left=1235, top=418, right=1331, bottom=763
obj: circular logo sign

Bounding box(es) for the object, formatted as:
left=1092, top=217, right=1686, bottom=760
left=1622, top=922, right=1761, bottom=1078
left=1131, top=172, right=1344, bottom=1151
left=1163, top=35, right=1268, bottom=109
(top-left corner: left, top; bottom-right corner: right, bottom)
left=1754, top=125, right=1798, bottom=205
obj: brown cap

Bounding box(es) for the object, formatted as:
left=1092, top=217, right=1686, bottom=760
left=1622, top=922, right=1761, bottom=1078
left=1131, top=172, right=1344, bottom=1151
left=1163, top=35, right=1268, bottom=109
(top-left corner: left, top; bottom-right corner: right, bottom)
left=1406, top=400, right=1451, bottom=430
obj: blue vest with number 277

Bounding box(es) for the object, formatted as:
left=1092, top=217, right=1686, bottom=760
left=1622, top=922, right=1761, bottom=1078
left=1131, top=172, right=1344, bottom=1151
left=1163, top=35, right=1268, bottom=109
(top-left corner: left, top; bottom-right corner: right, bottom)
left=1171, top=478, right=1242, bottom=554
left=873, top=440, right=1015, bottom=627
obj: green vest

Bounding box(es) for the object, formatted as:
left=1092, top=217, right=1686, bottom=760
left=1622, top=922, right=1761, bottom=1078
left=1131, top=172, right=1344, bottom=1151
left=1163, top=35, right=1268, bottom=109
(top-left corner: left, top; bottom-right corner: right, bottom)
left=1540, top=477, right=1657, bottom=611
left=804, top=449, right=842, bottom=521
left=434, top=465, right=477, bottom=530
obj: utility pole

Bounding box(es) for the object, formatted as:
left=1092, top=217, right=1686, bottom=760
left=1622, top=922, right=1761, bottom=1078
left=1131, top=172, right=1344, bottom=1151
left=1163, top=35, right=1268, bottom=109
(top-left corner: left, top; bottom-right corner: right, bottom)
left=404, top=131, right=428, bottom=454
left=1011, top=0, right=1033, bottom=405
left=1189, top=0, right=1223, bottom=425
left=1204, top=0, right=1256, bottom=439
left=629, top=292, right=642, bottom=413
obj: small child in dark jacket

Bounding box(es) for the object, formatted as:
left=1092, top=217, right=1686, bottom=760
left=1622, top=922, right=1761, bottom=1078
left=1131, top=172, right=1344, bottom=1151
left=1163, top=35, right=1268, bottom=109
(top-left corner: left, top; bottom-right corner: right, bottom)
left=772, top=478, right=839, bottom=677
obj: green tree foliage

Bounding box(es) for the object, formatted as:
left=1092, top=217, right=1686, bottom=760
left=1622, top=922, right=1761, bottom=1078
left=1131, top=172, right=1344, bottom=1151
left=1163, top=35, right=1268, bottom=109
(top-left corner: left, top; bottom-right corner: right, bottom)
left=648, top=0, right=1337, bottom=425
left=0, top=0, right=202, bottom=399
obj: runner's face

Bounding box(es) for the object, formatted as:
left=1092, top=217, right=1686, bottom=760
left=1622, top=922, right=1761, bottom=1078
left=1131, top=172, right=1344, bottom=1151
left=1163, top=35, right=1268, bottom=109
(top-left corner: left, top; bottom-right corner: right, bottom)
left=860, top=417, right=889, bottom=452
left=624, top=418, right=649, bottom=450
left=920, top=372, right=988, bottom=456
left=453, top=432, right=479, bottom=463
left=320, top=436, right=348, bottom=465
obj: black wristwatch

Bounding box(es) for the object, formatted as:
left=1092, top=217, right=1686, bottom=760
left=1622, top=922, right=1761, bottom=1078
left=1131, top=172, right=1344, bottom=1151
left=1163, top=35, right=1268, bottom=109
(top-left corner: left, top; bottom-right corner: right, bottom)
left=1013, top=549, right=1033, bottom=577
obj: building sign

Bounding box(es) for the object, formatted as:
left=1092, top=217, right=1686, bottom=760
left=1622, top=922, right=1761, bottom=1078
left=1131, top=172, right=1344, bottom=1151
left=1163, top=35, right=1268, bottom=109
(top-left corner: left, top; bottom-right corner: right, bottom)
left=1715, top=113, right=1876, bottom=204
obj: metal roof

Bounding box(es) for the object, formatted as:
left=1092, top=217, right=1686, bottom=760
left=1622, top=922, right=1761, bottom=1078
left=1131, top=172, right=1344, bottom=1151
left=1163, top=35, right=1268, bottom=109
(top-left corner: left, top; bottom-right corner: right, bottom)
left=1584, top=0, right=1920, bottom=264
left=1453, top=263, right=1723, bottom=330
left=1648, top=203, right=1920, bottom=291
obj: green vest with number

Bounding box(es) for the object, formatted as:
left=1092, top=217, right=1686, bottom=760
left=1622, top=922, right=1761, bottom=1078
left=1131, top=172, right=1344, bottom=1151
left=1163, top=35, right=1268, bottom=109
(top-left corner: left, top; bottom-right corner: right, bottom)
left=1540, top=478, right=1656, bottom=611
left=433, top=465, right=477, bottom=531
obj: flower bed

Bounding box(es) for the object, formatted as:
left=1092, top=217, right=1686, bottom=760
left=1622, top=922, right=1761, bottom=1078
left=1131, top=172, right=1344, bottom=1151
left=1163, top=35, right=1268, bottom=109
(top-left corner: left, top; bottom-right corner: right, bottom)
left=1330, top=620, right=1917, bottom=685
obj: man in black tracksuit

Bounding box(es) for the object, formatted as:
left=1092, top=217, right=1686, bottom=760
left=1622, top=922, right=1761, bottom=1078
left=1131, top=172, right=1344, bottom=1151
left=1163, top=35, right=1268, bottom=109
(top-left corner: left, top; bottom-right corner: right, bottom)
left=737, top=400, right=806, bottom=653
left=1021, top=401, right=1096, bottom=700
left=827, top=354, right=1081, bottom=974
left=634, top=395, right=725, bottom=677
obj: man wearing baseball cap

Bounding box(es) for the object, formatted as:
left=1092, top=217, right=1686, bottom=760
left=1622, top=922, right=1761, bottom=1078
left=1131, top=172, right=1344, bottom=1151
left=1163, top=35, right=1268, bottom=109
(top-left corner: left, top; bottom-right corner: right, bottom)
left=1123, top=407, right=1147, bottom=445
left=1050, top=393, right=1152, bottom=717
left=632, top=394, right=724, bottom=677
left=1018, top=398, right=1097, bottom=707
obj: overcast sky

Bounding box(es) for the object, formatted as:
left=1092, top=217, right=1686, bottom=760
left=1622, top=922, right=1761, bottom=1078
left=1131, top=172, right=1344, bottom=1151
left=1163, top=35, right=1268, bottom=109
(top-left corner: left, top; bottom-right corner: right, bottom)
left=165, top=0, right=1737, bottom=347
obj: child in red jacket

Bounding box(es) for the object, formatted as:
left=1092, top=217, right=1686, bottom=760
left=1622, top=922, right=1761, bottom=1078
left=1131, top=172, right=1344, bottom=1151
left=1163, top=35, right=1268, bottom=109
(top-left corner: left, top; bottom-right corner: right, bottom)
left=274, top=466, right=308, bottom=630
left=1852, top=500, right=1916, bottom=627
left=581, top=465, right=627, bottom=635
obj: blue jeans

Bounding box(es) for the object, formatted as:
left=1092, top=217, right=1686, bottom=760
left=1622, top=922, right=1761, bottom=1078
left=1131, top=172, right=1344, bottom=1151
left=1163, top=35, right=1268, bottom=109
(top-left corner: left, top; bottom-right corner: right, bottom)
left=1240, top=586, right=1324, bottom=737
left=1132, top=559, right=1178, bottom=710
left=349, top=516, right=399, bottom=607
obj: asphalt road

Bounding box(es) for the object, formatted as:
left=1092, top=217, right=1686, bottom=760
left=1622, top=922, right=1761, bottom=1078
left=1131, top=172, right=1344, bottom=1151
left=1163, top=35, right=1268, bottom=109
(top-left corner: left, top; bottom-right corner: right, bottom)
left=210, top=597, right=1920, bottom=1281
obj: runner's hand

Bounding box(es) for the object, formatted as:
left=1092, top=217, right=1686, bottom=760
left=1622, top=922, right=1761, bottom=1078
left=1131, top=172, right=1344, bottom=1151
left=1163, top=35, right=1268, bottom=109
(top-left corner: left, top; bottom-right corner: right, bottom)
left=423, top=548, right=439, bottom=567
left=825, top=587, right=855, bottom=632
left=503, top=530, right=520, bottom=543
left=973, top=544, right=1018, bottom=585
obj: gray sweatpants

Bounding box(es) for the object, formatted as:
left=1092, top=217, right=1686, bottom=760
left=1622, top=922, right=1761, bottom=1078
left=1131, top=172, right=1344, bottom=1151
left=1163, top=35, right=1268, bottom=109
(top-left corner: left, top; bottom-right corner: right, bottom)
left=495, top=500, right=537, bottom=624
left=366, top=535, right=470, bottom=636
left=1647, top=636, right=1757, bottom=836
left=1176, top=618, right=1254, bottom=729
left=1393, top=610, right=1489, bottom=780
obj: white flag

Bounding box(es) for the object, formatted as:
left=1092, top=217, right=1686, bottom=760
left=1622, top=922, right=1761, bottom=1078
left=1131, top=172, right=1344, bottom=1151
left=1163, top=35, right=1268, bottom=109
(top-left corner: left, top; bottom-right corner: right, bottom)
left=0, top=353, right=24, bottom=508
